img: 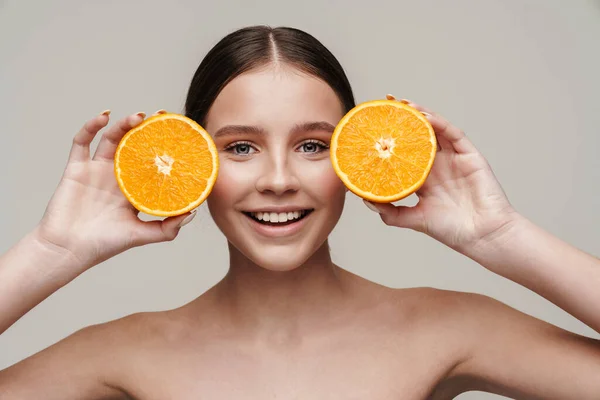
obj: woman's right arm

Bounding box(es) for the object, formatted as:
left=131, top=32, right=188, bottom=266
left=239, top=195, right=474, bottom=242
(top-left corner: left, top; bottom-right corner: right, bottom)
left=0, top=227, right=91, bottom=336
left=0, top=110, right=195, bottom=398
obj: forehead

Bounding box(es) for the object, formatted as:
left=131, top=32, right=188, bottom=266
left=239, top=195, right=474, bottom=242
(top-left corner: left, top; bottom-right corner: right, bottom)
left=205, top=66, right=344, bottom=132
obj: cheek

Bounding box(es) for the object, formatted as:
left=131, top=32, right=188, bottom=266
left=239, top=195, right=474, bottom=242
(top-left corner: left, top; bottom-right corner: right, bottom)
left=300, top=160, right=347, bottom=204
left=208, top=161, right=253, bottom=207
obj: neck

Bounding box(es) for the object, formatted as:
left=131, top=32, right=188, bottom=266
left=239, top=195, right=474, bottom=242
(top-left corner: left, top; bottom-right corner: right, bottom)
left=212, top=240, right=350, bottom=335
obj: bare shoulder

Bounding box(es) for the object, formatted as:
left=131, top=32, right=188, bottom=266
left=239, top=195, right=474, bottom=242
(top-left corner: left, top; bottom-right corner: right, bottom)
left=390, top=285, right=527, bottom=324
left=0, top=310, right=175, bottom=400
left=402, top=287, right=600, bottom=399
left=384, top=285, right=498, bottom=324
left=392, top=285, right=491, bottom=306
left=347, top=279, right=495, bottom=329
left=351, top=284, right=495, bottom=361
left=395, top=286, right=567, bottom=341
left=386, top=286, right=554, bottom=359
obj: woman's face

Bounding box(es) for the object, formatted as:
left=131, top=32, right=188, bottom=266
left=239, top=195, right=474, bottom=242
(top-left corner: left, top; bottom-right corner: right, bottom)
left=204, top=65, right=347, bottom=271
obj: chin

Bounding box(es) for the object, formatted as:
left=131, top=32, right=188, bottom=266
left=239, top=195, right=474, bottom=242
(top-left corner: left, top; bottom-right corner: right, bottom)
left=252, top=257, right=304, bottom=272
left=239, top=241, right=324, bottom=272
left=229, top=233, right=329, bottom=272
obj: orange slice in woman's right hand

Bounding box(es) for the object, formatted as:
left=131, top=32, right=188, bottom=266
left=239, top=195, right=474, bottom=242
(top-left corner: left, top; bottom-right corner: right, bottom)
left=330, top=99, right=437, bottom=203
left=114, top=113, right=219, bottom=217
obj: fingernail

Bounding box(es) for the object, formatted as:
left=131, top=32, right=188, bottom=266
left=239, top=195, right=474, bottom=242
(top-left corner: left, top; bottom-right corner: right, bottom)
left=155, top=109, right=167, bottom=115
left=386, top=94, right=396, bottom=100
left=178, top=210, right=197, bottom=228
left=400, top=99, right=411, bottom=104
left=421, top=111, right=432, bottom=118
left=363, top=199, right=382, bottom=214
left=136, top=112, right=146, bottom=118
left=100, top=109, right=111, bottom=116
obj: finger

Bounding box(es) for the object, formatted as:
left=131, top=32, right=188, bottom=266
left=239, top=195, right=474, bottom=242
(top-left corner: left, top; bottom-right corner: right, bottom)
left=363, top=200, right=425, bottom=232
left=425, top=114, right=476, bottom=154
left=431, top=126, right=451, bottom=152
left=130, top=210, right=197, bottom=246
left=152, top=109, right=167, bottom=116
left=92, top=112, right=146, bottom=161
left=386, top=94, right=411, bottom=105
left=68, top=110, right=111, bottom=163
left=405, top=103, right=476, bottom=154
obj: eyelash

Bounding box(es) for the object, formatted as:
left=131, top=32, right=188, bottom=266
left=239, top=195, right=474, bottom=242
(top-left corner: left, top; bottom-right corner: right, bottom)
left=223, top=141, right=255, bottom=155
left=298, top=139, right=329, bottom=153
left=223, top=139, right=329, bottom=155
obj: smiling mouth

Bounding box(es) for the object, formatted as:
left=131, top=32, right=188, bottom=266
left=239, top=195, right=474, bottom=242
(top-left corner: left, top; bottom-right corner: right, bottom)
left=243, top=210, right=314, bottom=226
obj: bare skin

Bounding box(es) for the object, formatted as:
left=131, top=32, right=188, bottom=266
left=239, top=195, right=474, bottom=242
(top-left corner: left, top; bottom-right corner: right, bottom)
left=1, top=66, right=599, bottom=399
left=3, top=277, right=599, bottom=399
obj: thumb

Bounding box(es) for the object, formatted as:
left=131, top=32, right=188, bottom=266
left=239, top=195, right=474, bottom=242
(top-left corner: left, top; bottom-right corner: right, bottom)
left=363, top=200, right=424, bottom=232
left=132, top=210, right=197, bottom=246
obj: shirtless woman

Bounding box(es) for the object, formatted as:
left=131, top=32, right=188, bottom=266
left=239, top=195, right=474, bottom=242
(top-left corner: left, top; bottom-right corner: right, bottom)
left=1, top=26, right=599, bottom=399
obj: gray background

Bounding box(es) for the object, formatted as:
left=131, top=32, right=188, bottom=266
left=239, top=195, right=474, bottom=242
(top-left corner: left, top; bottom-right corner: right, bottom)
left=1, top=0, right=599, bottom=398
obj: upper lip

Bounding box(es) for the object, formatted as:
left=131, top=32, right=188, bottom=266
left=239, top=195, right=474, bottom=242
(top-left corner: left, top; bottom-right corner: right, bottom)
left=243, top=206, right=314, bottom=213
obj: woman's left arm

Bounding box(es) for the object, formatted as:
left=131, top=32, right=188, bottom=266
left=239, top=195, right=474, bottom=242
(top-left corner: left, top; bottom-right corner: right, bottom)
left=466, top=210, right=600, bottom=334
left=367, top=97, right=600, bottom=398
left=370, top=97, right=600, bottom=334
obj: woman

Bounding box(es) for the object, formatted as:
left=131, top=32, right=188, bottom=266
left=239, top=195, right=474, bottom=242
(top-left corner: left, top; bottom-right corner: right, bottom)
left=0, top=25, right=598, bottom=399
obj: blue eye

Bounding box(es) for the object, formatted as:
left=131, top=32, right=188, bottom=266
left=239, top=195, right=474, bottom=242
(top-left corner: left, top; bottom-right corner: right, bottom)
left=234, top=143, right=251, bottom=155
left=225, top=142, right=256, bottom=156
left=299, top=140, right=328, bottom=153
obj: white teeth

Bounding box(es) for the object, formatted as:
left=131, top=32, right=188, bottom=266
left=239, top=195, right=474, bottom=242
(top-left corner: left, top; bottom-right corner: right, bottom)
left=249, top=210, right=309, bottom=223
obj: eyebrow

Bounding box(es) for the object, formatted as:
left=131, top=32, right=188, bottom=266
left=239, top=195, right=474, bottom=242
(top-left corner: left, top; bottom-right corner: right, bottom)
left=291, top=121, right=336, bottom=135
left=213, top=125, right=265, bottom=138
left=213, top=121, right=336, bottom=139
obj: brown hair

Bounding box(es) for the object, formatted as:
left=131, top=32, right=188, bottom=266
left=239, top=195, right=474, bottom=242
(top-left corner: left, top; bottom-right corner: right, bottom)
left=184, top=25, right=356, bottom=126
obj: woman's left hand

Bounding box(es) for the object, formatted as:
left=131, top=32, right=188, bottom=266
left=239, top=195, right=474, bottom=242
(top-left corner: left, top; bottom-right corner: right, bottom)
left=365, top=97, right=521, bottom=254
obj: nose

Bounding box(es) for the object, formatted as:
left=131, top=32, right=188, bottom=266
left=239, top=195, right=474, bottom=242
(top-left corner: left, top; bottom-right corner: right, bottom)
left=255, top=152, right=300, bottom=196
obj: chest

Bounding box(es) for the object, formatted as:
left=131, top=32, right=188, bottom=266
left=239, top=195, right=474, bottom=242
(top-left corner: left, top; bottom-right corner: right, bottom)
left=123, top=339, right=456, bottom=400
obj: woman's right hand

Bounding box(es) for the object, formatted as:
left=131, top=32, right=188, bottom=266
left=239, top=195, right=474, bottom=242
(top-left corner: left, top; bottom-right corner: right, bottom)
left=33, top=110, right=196, bottom=273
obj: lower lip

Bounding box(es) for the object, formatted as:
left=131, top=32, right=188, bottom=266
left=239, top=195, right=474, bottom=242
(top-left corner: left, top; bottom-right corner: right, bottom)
left=244, top=212, right=311, bottom=238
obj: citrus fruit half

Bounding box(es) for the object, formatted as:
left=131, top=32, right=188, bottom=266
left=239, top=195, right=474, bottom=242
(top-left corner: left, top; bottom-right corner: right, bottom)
left=114, top=113, right=219, bottom=217
left=330, top=99, right=437, bottom=203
